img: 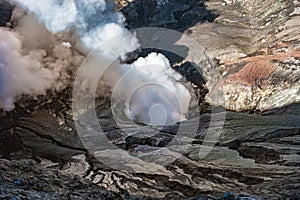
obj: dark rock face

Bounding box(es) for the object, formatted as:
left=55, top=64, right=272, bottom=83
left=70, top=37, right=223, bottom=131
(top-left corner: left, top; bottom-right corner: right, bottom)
left=121, top=0, right=217, bottom=30
left=0, top=0, right=12, bottom=27
left=1, top=0, right=300, bottom=199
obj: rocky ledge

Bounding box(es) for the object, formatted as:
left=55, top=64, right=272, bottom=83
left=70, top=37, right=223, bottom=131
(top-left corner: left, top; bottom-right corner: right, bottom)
left=1, top=0, right=300, bottom=199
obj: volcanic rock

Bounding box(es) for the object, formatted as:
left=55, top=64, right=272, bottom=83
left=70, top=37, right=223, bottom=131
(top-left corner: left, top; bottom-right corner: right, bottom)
left=0, top=0, right=300, bottom=199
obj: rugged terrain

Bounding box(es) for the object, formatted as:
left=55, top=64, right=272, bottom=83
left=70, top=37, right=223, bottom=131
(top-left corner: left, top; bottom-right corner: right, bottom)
left=0, top=0, right=300, bottom=199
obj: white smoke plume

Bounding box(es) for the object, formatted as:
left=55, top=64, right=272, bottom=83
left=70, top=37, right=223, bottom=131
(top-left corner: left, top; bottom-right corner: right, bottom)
left=1, top=0, right=192, bottom=125
left=9, top=0, right=140, bottom=57
left=115, top=53, right=191, bottom=125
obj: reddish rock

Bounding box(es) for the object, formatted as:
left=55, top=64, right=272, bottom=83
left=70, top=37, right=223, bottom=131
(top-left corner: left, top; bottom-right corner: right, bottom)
left=226, top=50, right=300, bottom=86
left=218, top=49, right=300, bottom=111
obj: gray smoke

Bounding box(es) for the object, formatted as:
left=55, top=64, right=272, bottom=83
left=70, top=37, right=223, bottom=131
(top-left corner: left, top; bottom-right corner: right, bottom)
left=1, top=0, right=191, bottom=125
left=0, top=6, right=85, bottom=110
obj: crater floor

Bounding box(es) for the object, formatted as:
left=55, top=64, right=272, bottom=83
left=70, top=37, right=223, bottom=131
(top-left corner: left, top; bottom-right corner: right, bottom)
left=0, top=0, right=300, bottom=199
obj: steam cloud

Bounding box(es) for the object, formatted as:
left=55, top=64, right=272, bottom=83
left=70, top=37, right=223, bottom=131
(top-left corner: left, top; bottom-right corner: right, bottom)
left=117, top=53, right=191, bottom=125
left=1, top=0, right=191, bottom=125
left=0, top=19, right=84, bottom=110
